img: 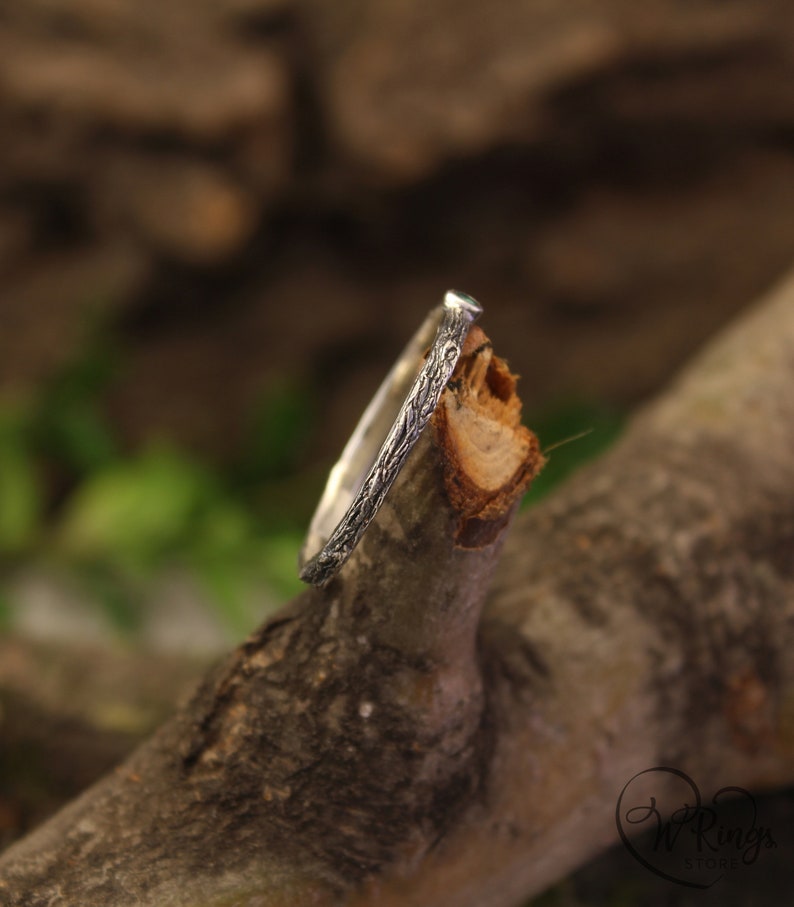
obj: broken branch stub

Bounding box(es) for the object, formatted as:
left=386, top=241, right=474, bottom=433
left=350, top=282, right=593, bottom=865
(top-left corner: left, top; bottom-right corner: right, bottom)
left=0, top=327, right=542, bottom=905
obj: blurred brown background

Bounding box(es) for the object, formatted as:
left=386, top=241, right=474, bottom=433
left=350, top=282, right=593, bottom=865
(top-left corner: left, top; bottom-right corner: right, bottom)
left=2, top=0, right=793, bottom=462
left=2, top=1, right=794, bottom=899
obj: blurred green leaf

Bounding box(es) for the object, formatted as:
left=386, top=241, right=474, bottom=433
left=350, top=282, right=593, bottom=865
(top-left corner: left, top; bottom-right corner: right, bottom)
left=194, top=558, right=255, bottom=638
left=79, top=562, right=143, bottom=634
left=192, top=500, right=255, bottom=559
left=190, top=503, right=303, bottom=628
left=524, top=399, right=625, bottom=506
left=238, top=379, right=314, bottom=483
left=0, top=588, right=11, bottom=629
left=0, top=317, right=318, bottom=635
left=57, top=446, right=216, bottom=570
left=0, top=407, right=41, bottom=553
left=35, top=401, right=117, bottom=474
left=258, top=532, right=304, bottom=601
left=32, top=312, right=119, bottom=474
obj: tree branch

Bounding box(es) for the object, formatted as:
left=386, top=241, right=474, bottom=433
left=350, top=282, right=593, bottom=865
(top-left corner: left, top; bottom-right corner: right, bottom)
left=2, top=273, right=794, bottom=905
left=0, top=636, right=204, bottom=847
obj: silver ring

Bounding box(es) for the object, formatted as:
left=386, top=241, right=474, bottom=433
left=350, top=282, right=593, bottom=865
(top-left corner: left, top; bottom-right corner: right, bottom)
left=299, top=290, right=483, bottom=586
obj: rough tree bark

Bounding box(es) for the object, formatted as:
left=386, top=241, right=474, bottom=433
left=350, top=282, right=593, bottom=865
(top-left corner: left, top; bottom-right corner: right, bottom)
left=0, top=636, right=206, bottom=847
left=2, top=271, right=794, bottom=905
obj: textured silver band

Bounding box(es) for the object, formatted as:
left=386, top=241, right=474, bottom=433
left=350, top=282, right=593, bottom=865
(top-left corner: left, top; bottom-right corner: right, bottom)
left=299, top=290, right=483, bottom=586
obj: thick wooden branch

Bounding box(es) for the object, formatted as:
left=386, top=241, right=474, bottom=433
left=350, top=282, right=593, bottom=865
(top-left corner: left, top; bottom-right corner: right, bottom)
left=0, top=327, right=543, bottom=904
left=0, top=636, right=205, bottom=846
left=371, top=272, right=794, bottom=906
left=2, top=273, right=794, bottom=905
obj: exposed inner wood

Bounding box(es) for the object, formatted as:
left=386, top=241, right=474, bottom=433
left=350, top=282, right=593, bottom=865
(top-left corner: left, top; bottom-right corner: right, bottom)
left=433, top=325, right=545, bottom=546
